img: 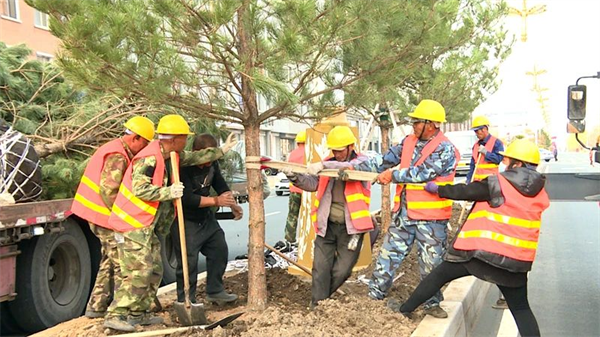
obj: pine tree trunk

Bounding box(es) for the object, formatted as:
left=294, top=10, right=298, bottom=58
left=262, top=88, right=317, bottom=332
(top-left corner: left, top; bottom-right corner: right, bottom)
left=244, top=124, right=267, bottom=310
left=380, top=126, right=391, bottom=232
left=238, top=0, right=267, bottom=310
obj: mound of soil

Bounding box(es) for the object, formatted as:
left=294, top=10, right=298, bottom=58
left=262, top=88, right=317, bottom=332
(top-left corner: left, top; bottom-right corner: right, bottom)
left=33, top=205, right=463, bottom=337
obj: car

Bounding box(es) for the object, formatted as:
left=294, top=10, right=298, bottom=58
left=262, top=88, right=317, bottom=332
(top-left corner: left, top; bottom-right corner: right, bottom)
left=445, top=131, right=478, bottom=176
left=539, top=148, right=553, bottom=162
left=261, top=156, right=280, bottom=175
left=275, top=172, right=290, bottom=196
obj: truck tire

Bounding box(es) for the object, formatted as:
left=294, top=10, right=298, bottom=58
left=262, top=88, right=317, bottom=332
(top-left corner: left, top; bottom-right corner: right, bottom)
left=8, top=219, right=92, bottom=333
left=159, top=233, right=177, bottom=285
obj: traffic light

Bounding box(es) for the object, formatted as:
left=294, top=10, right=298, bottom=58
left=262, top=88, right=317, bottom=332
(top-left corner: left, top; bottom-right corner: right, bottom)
left=567, top=85, right=586, bottom=133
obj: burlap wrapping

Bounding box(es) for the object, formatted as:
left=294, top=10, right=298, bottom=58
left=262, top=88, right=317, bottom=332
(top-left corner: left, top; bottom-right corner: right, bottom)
left=0, top=122, right=42, bottom=202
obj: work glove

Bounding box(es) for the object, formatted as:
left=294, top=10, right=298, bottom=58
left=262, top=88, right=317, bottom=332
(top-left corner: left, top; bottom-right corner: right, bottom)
left=307, top=162, right=324, bottom=175
left=216, top=191, right=237, bottom=207
left=377, top=169, right=393, bottom=185
left=231, top=204, right=243, bottom=220
left=281, top=166, right=296, bottom=178
left=169, top=182, right=184, bottom=199
left=220, top=133, right=238, bottom=154
left=477, top=145, right=487, bottom=155
left=424, top=181, right=439, bottom=194
left=338, top=167, right=352, bottom=181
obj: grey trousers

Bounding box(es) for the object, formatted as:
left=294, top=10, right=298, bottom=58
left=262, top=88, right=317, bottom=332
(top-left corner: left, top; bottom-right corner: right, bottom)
left=311, top=221, right=363, bottom=305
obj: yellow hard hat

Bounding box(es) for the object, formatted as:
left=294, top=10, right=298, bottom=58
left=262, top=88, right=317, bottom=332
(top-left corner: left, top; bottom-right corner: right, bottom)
left=471, top=115, right=490, bottom=130
left=156, top=114, right=193, bottom=135
left=295, top=130, right=306, bottom=143
left=124, top=116, right=155, bottom=141
left=326, top=126, right=356, bottom=150
left=407, top=99, right=446, bottom=123
left=499, top=139, right=540, bottom=165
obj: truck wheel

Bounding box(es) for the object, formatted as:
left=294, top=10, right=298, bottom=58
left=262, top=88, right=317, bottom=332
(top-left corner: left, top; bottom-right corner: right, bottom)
left=159, top=233, right=177, bottom=285
left=8, top=219, right=92, bottom=333
left=1, top=301, right=24, bottom=334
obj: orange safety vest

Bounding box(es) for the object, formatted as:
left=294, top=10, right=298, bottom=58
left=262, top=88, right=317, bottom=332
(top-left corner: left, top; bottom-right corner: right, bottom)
left=471, top=135, right=499, bottom=181
left=454, top=174, right=549, bottom=265
left=311, top=176, right=373, bottom=231
left=108, top=141, right=168, bottom=232
left=288, top=144, right=306, bottom=194
left=393, top=133, right=459, bottom=220
left=71, top=139, right=130, bottom=228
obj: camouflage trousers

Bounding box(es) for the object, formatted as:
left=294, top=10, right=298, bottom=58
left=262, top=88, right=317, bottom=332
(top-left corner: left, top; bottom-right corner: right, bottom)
left=284, top=192, right=302, bottom=242
left=86, top=223, right=121, bottom=313
left=369, top=214, right=448, bottom=308
left=107, top=226, right=163, bottom=317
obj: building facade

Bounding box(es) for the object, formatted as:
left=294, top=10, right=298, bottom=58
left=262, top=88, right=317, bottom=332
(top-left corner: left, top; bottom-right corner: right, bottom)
left=1, top=0, right=60, bottom=60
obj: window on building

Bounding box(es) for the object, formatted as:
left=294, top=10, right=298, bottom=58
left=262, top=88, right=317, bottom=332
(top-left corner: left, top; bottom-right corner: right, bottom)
left=34, top=10, right=49, bottom=29
left=36, top=52, right=53, bottom=63
left=1, top=0, right=19, bottom=20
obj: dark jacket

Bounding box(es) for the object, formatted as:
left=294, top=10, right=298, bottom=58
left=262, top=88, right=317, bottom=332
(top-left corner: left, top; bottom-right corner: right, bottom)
left=438, top=167, right=546, bottom=287
left=181, top=161, right=230, bottom=224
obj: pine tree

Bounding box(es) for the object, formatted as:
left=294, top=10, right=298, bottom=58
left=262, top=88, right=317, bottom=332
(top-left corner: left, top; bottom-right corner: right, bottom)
left=28, top=0, right=512, bottom=309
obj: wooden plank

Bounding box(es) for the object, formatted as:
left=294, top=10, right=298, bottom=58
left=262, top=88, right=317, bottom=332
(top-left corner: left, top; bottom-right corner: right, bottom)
left=0, top=199, right=74, bottom=224
left=258, top=160, right=379, bottom=182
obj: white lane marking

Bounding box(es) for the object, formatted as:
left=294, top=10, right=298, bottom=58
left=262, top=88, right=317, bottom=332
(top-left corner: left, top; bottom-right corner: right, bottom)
left=265, top=211, right=281, bottom=217
left=496, top=309, right=519, bottom=337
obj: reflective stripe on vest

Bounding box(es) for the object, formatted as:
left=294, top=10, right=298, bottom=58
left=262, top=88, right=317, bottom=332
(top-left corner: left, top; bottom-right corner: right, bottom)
left=393, top=133, right=459, bottom=220
left=453, top=174, right=550, bottom=262
left=71, top=139, right=129, bottom=228
left=471, top=135, right=499, bottom=181
left=108, top=141, right=166, bottom=232
left=311, top=175, right=374, bottom=231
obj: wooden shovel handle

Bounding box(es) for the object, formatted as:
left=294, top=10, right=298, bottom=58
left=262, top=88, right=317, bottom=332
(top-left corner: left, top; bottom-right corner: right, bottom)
left=170, top=151, right=192, bottom=307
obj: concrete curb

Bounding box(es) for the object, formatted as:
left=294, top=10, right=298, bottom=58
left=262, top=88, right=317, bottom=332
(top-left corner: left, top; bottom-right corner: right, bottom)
left=411, top=276, right=492, bottom=337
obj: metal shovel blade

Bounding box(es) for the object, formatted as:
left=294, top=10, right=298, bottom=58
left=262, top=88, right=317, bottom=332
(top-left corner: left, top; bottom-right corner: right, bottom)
left=173, top=301, right=207, bottom=326
left=204, top=312, right=244, bottom=330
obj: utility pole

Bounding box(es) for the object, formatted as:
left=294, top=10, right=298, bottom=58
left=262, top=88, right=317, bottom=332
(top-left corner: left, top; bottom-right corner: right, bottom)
left=509, top=0, right=546, bottom=42
left=526, top=65, right=550, bottom=143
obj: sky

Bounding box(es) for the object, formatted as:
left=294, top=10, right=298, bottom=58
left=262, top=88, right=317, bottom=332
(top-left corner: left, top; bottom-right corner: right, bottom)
left=472, top=0, right=600, bottom=148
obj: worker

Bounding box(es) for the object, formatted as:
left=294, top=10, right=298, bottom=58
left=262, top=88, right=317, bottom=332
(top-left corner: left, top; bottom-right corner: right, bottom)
left=388, top=139, right=549, bottom=337
left=466, top=115, right=504, bottom=183
left=281, top=125, right=376, bottom=308
left=467, top=115, right=507, bottom=309
left=171, top=134, right=242, bottom=306
left=283, top=130, right=307, bottom=244
left=71, top=116, right=155, bottom=319
left=369, top=99, right=459, bottom=319
left=103, top=115, right=237, bottom=332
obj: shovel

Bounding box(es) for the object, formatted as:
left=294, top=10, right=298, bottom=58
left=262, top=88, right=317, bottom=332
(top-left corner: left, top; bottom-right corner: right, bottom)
left=454, top=153, right=482, bottom=227
left=113, top=312, right=244, bottom=337
left=170, top=152, right=208, bottom=326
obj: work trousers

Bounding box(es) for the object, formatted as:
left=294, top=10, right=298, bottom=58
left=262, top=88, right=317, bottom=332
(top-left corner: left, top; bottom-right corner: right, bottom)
left=284, top=192, right=302, bottom=242
left=312, top=221, right=363, bottom=306
left=86, top=223, right=122, bottom=313
left=369, top=214, right=448, bottom=308
left=170, top=217, right=228, bottom=303
left=107, top=226, right=163, bottom=317
left=400, top=261, right=540, bottom=337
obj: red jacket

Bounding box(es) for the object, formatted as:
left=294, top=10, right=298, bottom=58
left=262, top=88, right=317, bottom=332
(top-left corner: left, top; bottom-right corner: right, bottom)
left=287, top=144, right=306, bottom=194
left=393, top=133, right=459, bottom=220
left=471, top=135, right=499, bottom=181
left=108, top=141, right=167, bottom=232
left=454, top=174, right=549, bottom=271
left=71, top=139, right=129, bottom=228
